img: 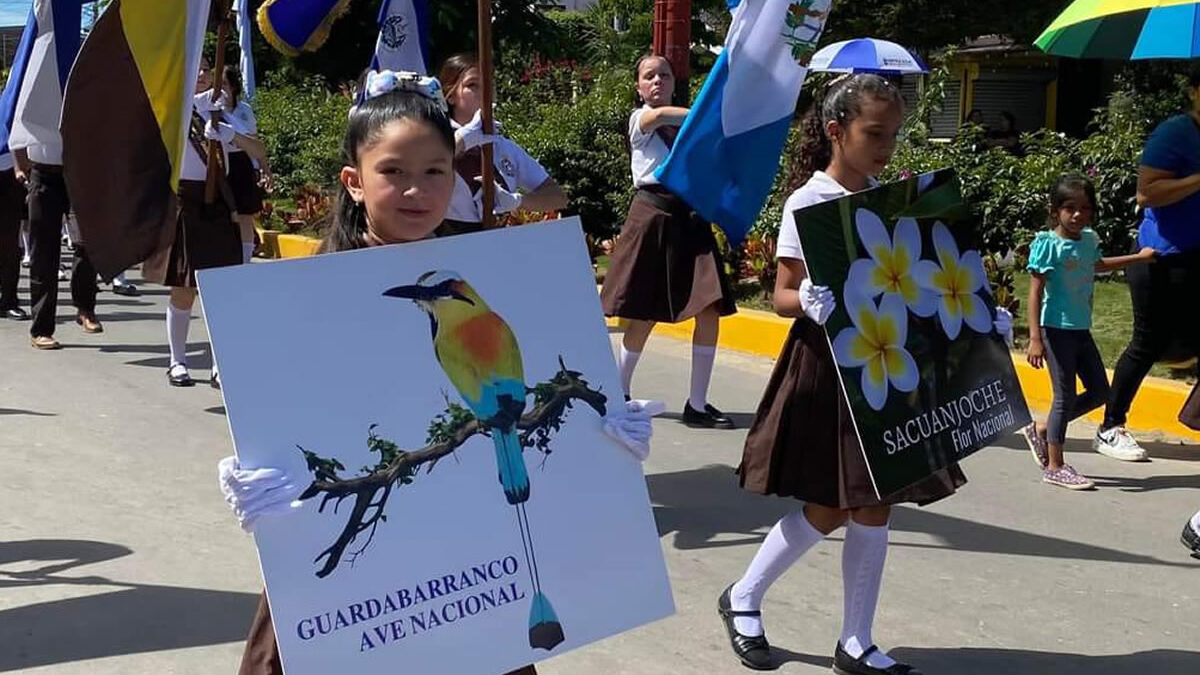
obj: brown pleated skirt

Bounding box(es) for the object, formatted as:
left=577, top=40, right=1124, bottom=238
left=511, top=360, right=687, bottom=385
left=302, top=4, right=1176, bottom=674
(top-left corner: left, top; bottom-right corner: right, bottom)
left=739, top=319, right=967, bottom=509
left=239, top=592, right=538, bottom=674
left=600, top=188, right=736, bottom=323
left=143, top=180, right=242, bottom=288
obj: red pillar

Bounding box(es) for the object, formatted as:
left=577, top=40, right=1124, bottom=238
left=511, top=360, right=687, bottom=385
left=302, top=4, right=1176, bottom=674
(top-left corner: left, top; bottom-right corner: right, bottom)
left=653, top=0, right=691, bottom=86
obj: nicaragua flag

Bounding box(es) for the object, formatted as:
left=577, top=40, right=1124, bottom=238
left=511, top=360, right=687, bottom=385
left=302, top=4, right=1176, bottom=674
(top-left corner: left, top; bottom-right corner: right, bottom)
left=369, top=0, right=430, bottom=75
left=655, top=0, right=833, bottom=244
left=257, top=0, right=353, bottom=57
left=8, top=0, right=86, bottom=155
left=0, top=10, right=40, bottom=163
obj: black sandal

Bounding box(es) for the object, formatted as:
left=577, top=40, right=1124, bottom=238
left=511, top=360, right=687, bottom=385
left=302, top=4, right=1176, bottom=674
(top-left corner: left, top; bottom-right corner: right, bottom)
left=833, top=642, right=923, bottom=675
left=717, top=584, right=773, bottom=670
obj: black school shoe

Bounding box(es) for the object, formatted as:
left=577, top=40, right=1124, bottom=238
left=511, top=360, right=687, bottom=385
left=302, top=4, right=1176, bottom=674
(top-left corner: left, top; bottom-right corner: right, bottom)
left=833, top=643, right=923, bottom=675
left=717, top=584, right=773, bottom=670
left=683, top=401, right=736, bottom=429
left=1181, top=521, right=1200, bottom=560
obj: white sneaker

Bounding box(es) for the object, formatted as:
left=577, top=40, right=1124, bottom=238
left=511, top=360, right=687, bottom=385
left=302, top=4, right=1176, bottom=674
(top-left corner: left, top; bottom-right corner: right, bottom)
left=1093, top=426, right=1149, bottom=462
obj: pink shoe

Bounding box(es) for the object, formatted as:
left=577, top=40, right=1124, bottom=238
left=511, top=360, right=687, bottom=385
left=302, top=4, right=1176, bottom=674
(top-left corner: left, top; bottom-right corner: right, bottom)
left=1021, top=422, right=1048, bottom=469
left=1043, top=465, right=1095, bottom=491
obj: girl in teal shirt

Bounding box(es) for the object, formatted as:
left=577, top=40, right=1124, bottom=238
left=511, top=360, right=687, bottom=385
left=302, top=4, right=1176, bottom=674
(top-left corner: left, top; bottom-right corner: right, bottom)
left=1024, top=176, right=1156, bottom=490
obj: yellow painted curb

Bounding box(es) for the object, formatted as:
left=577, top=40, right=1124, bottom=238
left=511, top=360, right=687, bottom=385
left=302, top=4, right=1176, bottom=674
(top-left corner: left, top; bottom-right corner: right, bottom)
left=606, top=309, right=1200, bottom=442
left=277, top=234, right=321, bottom=259
left=256, top=227, right=280, bottom=259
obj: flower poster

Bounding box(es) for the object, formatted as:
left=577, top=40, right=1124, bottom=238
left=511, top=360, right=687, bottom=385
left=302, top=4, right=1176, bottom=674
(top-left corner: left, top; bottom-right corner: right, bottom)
left=197, top=219, right=673, bottom=675
left=794, top=170, right=1032, bottom=499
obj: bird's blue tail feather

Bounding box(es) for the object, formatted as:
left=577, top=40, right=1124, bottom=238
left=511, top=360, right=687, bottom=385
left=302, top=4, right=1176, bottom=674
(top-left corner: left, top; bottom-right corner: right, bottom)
left=493, top=428, right=529, bottom=504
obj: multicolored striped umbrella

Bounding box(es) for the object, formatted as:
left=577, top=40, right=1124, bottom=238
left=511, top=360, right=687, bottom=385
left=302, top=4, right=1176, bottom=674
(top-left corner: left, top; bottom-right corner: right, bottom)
left=1036, top=0, right=1200, bottom=59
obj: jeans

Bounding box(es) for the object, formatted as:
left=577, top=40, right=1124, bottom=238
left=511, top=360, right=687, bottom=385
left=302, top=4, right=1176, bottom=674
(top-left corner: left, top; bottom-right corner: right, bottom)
left=1102, top=250, right=1200, bottom=429
left=1043, top=327, right=1110, bottom=445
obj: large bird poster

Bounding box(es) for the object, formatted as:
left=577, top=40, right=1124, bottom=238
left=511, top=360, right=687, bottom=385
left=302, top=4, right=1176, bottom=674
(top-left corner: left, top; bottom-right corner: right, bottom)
left=197, top=218, right=674, bottom=675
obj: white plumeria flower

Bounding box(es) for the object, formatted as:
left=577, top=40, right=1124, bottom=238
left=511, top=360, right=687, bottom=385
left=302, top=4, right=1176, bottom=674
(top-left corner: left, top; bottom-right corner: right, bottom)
left=832, top=291, right=919, bottom=411
left=913, top=222, right=991, bottom=340
left=846, top=209, right=938, bottom=317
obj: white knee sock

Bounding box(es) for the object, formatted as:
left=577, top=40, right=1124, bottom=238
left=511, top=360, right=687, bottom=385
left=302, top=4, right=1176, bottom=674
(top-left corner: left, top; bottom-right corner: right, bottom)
left=167, top=304, right=191, bottom=368
left=841, top=521, right=895, bottom=669
left=729, top=509, right=824, bottom=637
left=242, top=242, right=255, bottom=264
left=689, top=345, right=717, bottom=410
left=618, top=346, right=641, bottom=396
left=1190, top=508, right=1200, bottom=534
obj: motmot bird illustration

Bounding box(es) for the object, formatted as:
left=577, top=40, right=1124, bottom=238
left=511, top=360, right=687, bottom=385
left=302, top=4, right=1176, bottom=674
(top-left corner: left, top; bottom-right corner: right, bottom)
left=383, top=270, right=565, bottom=650
left=384, top=270, right=529, bottom=503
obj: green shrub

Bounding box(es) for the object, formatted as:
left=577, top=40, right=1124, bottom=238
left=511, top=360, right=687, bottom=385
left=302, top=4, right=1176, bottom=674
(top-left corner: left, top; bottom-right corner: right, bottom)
left=254, top=73, right=351, bottom=198
left=498, top=64, right=634, bottom=240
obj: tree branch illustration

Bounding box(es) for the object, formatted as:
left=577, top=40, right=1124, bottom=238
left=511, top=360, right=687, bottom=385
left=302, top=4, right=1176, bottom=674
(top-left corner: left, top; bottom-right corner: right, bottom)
left=297, top=357, right=608, bottom=578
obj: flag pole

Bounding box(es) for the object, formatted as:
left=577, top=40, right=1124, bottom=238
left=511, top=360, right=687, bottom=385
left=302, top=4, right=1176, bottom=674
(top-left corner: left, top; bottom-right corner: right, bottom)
left=477, top=0, right=496, bottom=229
left=206, top=0, right=232, bottom=205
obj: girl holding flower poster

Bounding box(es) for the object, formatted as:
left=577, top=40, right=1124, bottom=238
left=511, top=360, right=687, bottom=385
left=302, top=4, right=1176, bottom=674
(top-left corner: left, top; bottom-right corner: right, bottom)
left=719, top=75, right=979, bottom=675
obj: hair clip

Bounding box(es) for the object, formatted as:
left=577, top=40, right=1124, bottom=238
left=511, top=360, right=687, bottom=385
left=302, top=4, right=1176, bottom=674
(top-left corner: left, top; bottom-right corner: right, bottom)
left=363, top=70, right=448, bottom=111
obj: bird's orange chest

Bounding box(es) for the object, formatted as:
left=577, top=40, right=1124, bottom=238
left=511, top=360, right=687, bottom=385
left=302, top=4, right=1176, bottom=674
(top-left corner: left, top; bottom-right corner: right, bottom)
left=451, top=312, right=505, bottom=364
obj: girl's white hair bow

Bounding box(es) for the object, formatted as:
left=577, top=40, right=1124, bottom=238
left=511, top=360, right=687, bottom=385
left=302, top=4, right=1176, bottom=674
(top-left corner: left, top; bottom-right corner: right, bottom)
left=362, top=70, right=447, bottom=111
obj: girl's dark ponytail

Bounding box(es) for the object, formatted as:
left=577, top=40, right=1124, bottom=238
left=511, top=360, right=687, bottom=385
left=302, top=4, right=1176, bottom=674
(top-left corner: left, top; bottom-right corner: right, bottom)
left=788, top=107, right=831, bottom=193
left=322, top=188, right=369, bottom=253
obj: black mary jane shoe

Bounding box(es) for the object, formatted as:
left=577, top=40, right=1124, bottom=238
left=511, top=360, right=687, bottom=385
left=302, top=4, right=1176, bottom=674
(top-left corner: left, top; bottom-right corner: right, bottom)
left=717, top=584, right=773, bottom=671
left=833, top=643, right=923, bottom=675
left=168, top=367, right=194, bottom=388
left=210, top=371, right=221, bottom=390
left=1181, top=521, right=1200, bottom=560
left=683, top=401, right=737, bottom=430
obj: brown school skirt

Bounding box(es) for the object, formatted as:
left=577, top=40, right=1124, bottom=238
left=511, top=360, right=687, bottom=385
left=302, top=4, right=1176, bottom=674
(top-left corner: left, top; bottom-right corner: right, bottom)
left=228, top=151, right=265, bottom=216
left=738, top=319, right=967, bottom=509
left=600, top=188, right=736, bottom=323
left=239, top=592, right=538, bottom=675
left=143, top=180, right=242, bottom=288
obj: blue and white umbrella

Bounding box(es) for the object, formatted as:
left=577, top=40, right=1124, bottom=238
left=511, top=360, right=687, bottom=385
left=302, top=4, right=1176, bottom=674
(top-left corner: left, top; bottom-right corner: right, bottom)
left=809, top=38, right=928, bottom=75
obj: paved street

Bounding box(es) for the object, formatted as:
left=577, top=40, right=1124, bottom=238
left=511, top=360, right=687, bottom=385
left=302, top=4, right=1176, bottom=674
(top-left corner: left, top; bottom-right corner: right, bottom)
left=1, top=265, right=1199, bottom=674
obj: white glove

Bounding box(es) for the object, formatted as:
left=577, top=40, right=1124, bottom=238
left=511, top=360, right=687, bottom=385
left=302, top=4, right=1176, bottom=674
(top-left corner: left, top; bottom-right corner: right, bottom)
left=475, top=183, right=522, bottom=215
left=994, top=307, right=1014, bottom=347
left=205, top=120, right=236, bottom=144
left=218, top=456, right=305, bottom=533
left=493, top=185, right=522, bottom=214
left=455, top=109, right=502, bottom=152
left=196, top=91, right=226, bottom=114
left=602, top=399, right=667, bottom=461
left=799, top=278, right=836, bottom=325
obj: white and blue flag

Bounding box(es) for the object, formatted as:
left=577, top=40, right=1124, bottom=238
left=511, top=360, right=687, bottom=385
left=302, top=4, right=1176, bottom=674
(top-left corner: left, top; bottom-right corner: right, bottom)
left=656, top=0, right=832, bottom=244
left=370, top=0, right=430, bottom=74
left=8, top=0, right=86, bottom=157
left=0, top=10, right=39, bottom=164
left=235, top=0, right=257, bottom=101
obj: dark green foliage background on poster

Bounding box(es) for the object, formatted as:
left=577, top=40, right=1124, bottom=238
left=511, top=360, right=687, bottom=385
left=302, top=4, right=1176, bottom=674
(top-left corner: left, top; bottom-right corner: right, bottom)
left=796, top=170, right=1032, bottom=499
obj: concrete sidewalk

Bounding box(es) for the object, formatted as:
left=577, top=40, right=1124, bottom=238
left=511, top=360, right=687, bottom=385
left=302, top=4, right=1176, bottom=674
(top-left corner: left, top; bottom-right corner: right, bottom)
left=0, top=267, right=1198, bottom=674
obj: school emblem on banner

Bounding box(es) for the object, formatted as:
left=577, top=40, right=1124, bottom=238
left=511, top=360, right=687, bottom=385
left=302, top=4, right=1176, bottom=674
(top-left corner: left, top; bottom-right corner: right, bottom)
left=380, top=14, right=408, bottom=50
left=795, top=169, right=1033, bottom=499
